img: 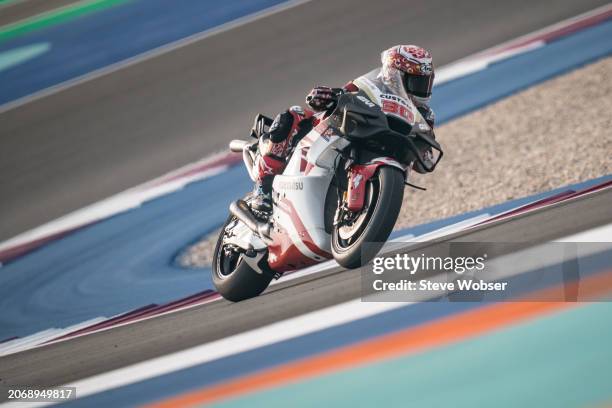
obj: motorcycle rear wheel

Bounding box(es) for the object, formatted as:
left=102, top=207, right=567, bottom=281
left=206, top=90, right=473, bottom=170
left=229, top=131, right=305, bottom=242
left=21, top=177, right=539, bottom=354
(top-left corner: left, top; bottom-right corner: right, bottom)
left=331, top=166, right=405, bottom=269
left=212, top=214, right=273, bottom=302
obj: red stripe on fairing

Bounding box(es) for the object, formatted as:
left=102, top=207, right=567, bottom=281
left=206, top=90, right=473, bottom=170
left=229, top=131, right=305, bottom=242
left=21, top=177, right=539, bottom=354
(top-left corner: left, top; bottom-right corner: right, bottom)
left=301, top=133, right=317, bottom=146
left=278, top=197, right=332, bottom=259
left=299, top=151, right=308, bottom=172
left=297, top=146, right=315, bottom=175
left=268, top=198, right=319, bottom=271
left=304, top=162, right=316, bottom=175
left=268, top=234, right=318, bottom=272
left=314, top=120, right=328, bottom=134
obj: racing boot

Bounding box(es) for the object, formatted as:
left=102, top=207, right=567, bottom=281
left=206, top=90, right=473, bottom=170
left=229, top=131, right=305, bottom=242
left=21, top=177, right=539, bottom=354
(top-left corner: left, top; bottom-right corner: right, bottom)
left=251, top=176, right=273, bottom=213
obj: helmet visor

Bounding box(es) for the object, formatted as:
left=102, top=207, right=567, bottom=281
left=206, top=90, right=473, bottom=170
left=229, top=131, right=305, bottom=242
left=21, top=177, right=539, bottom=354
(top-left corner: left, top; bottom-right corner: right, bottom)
left=403, top=73, right=433, bottom=98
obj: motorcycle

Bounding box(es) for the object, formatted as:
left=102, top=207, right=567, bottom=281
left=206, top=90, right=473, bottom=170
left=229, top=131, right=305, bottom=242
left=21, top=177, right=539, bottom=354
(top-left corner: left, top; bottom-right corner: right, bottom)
left=212, top=89, right=443, bottom=301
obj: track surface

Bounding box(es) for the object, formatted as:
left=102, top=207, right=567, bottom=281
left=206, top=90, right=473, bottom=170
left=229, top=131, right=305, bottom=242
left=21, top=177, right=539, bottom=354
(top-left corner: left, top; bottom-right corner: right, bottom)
left=0, top=0, right=609, bottom=241
left=0, top=186, right=609, bottom=395
left=0, top=0, right=80, bottom=27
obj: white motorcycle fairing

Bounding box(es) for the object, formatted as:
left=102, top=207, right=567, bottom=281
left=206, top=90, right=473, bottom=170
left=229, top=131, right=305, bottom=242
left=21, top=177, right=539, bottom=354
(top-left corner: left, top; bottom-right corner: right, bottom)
left=226, top=73, right=431, bottom=273
left=266, top=127, right=346, bottom=271
left=221, top=128, right=348, bottom=272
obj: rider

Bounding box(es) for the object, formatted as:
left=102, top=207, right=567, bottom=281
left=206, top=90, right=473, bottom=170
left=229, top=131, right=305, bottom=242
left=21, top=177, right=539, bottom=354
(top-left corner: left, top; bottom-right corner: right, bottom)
left=251, top=44, right=436, bottom=212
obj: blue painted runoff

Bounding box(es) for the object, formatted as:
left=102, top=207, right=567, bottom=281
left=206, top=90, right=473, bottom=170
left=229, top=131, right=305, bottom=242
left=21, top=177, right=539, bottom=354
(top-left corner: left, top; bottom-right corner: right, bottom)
left=1, top=19, right=611, bottom=340
left=0, top=0, right=292, bottom=105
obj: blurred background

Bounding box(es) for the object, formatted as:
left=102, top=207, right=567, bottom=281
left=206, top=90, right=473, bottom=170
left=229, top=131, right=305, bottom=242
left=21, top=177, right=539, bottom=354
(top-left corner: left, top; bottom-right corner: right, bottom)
left=0, top=1, right=611, bottom=407
left=1, top=0, right=609, bottom=241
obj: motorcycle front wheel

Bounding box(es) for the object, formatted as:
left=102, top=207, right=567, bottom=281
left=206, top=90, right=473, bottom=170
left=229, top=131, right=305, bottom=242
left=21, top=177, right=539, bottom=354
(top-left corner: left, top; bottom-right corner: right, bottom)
left=331, top=166, right=405, bottom=269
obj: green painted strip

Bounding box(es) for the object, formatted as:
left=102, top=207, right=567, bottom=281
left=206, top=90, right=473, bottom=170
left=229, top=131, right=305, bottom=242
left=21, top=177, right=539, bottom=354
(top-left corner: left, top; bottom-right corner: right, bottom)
left=0, top=0, right=130, bottom=43
left=213, top=303, right=612, bottom=408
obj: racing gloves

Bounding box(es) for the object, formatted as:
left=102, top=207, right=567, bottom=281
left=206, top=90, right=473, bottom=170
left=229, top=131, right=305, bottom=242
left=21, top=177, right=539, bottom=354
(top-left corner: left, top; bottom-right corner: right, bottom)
left=306, top=86, right=337, bottom=111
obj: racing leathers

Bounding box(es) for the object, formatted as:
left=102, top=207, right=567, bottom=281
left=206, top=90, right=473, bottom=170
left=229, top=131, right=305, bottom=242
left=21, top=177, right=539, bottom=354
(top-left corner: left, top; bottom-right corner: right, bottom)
left=251, top=105, right=314, bottom=211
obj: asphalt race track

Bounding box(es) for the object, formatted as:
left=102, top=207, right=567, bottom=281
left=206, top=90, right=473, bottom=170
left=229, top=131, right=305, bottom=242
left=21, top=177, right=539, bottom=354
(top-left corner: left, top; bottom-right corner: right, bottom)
left=0, top=0, right=609, bottom=241
left=0, top=183, right=610, bottom=395
left=1, top=1, right=611, bottom=405
left=0, top=0, right=81, bottom=27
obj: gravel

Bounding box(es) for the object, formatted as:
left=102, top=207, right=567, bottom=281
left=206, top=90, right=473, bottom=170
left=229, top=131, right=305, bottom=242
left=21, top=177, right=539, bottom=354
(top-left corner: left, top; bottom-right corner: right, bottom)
left=395, top=57, right=612, bottom=229
left=176, top=228, right=220, bottom=269
left=180, top=57, right=612, bottom=268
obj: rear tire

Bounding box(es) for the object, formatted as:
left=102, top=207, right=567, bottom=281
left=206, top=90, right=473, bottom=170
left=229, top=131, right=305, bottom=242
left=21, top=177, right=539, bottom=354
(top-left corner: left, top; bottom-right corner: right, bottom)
left=212, top=215, right=273, bottom=302
left=332, top=166, right=404, bottom=269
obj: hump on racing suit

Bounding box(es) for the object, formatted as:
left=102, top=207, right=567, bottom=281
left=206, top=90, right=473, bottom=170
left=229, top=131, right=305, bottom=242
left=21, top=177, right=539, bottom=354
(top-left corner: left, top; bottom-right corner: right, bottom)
left=351, top=68, right=434, bottom=131
left=348, top=68, right=437, bottom=173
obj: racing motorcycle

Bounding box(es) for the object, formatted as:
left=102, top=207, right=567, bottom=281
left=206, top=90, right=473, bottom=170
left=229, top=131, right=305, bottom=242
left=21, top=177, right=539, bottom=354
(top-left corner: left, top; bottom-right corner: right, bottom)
left=212, top=89, right=443, bottom=301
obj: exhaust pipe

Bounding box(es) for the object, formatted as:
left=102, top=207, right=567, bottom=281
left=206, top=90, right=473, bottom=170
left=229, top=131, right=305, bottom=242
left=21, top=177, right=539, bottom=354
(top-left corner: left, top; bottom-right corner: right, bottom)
left=229, top=200, right=272, bottom=244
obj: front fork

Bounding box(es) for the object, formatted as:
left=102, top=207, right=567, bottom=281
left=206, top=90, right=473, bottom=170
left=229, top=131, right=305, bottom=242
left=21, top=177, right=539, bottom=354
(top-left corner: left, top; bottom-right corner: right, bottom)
left=334, top=157, right=406, bottom=224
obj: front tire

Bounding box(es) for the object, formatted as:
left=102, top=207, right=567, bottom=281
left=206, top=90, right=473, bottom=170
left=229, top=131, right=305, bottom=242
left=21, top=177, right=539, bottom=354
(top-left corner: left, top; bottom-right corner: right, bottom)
left=212, top=215, right=273, bottom=302
left=332, top=166, right=405, bottom=269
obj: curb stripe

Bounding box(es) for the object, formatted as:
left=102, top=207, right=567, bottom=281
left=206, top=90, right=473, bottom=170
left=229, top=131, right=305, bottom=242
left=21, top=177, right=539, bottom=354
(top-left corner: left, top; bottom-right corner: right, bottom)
left=479, top=3, right=612, bottom=56
left=1, top=5, right=608, bottom=264
left=147, top=270, right=612, bottom=407
left=0, top=153, right=241, bottom=264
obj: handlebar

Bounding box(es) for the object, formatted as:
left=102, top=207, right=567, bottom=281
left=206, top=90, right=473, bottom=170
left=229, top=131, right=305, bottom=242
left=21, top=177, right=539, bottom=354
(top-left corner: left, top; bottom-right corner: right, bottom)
left=229, top=139, right=250, bottom=153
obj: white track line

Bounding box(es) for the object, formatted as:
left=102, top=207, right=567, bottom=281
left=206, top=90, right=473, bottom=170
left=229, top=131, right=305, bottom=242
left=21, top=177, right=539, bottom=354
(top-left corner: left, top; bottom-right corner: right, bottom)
left=0, top=294, right=222, bottom=357
left=0, top=0, right=102, bottom=31
left=0, top=317, right=107, bottom=356
left=435, top=41, right=544, bottom=85
left=0, top=0, right=312, bottom=114
left=557, top=223, right=612, bottom=242
left=3, top=300, right=406, bottom=407
left=0, top=3, right=609, bottom=358
left=0, top=121, right=237, bottom=256
left=474, top=182, right=612, bottom=229
left=2, top=3, right=608, bottom=258
left=0, top=0, right=31, bottom=11
left=0, top=42, right=536, bottom=259
left=8, top=224, right=610, bottom=408
left=0, top=212, right=496, bottom=356
left=5, top=178, right=605, bottom=355
left=435, top=2, right=612, bottom=84
left=469, top=2, right=612, bottom=58
left=2, top=0, right=608, bottom=114
left=0, top=156, right=229, bottom=254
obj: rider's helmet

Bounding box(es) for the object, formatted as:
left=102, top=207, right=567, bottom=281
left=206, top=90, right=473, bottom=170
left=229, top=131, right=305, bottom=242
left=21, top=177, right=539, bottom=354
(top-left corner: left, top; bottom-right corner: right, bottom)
left=380, top=45, right=434, bottom=104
